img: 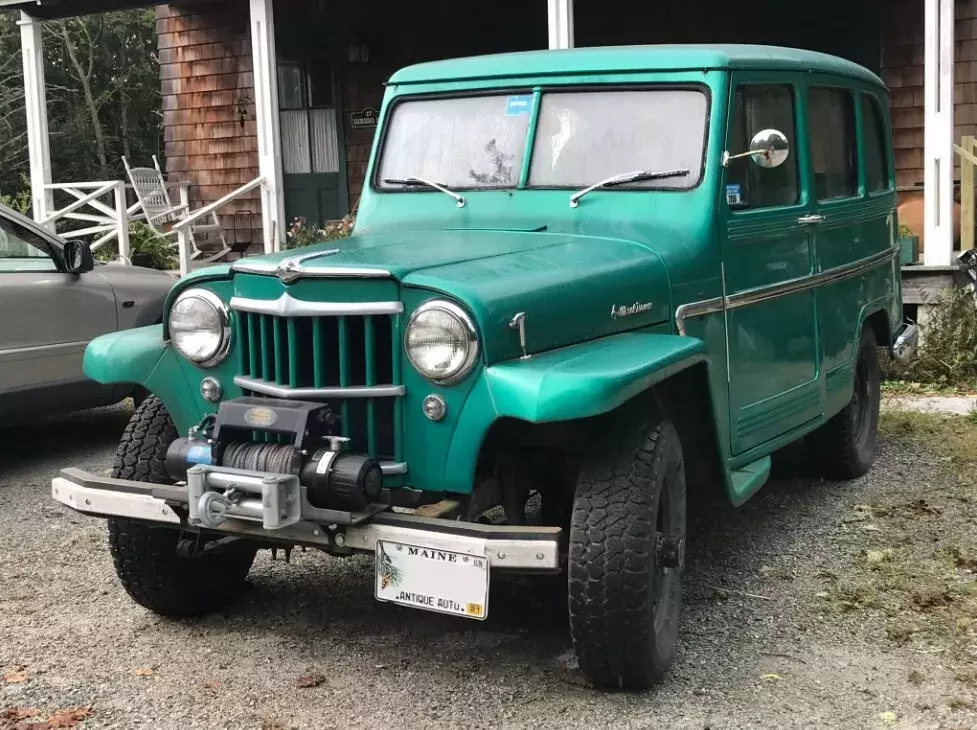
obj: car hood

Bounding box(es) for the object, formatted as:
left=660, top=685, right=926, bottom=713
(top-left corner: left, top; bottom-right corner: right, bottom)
left=237, top=229, right=673, bottom=363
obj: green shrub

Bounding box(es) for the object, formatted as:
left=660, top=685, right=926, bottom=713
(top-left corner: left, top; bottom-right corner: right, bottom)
left=0, top=179, right=32, bottom=217
left=883, top=285, right=977, bottom=388
left=95, top=222, right=177, bottom=270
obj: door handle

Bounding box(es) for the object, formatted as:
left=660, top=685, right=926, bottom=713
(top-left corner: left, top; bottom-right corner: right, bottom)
left=798, top=214, right=825, bottom=225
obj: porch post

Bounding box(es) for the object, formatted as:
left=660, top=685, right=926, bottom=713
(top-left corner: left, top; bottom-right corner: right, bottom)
left=19, top=11, right=53, bottom=228
left=249, top=0, right=285, bottom=254
left=923, top=0, right=955, bottom=266
left=547, top=0, right=574, bottom=49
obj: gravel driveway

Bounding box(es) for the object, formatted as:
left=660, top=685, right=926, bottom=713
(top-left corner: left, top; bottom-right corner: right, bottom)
left=2, top=404, right=976, bottom=730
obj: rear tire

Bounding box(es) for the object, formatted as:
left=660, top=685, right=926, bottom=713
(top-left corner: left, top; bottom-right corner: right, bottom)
left=807, top=326, right=881, bottom=480
left=107, top=396, right=256, bottom=617
left=568, top=410, right=686, bottom=689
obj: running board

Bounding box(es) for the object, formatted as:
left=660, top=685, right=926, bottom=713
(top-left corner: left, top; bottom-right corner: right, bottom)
left=729, top=456, right=772, bottom=506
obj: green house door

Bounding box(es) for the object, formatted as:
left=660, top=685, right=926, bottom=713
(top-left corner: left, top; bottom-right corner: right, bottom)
left=277, top=56, right=348, bottom=228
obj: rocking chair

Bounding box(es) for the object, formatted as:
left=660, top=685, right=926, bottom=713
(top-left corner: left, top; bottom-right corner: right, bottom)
left=122, top=155, right=232, bottom=266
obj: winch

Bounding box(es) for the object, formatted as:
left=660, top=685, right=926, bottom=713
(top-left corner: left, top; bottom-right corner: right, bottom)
left=164, top=397, right=385, bottom=531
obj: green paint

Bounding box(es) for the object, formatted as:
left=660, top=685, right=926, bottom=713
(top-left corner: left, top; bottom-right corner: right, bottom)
left=83, top=46, right=901, bottom=506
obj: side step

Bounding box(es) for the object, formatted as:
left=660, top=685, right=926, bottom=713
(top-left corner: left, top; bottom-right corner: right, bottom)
left=729, top=455, right=771, bottom=506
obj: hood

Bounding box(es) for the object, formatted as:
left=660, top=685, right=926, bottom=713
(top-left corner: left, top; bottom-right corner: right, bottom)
left=239, top=229, right=672, bottom=363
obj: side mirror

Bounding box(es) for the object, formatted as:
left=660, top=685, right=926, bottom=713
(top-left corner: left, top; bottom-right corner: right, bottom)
left=722, top=129, right=790, bottom=169
left=63, top=239, right=95, bottom=274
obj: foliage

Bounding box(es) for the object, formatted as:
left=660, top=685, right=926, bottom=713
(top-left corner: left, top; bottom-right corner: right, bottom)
left=0, top=9, right=161, bottom=200
left=0, top=174, right=32, bottom=215
left=883, top=285, right=977, bottom=388
left=284, top=215, right=355, bottom=250
left=898, top=222, right=915, bottom=239
left=94, top=221, right=176, bottom=270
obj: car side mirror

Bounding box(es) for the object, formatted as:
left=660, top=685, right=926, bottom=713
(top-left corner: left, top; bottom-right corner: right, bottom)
left=722, top=129, right=790, bottom=169
left=63, top=239, right=95, bottom=274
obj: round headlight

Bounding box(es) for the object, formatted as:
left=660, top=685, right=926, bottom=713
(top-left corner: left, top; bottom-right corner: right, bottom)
left=168, top=288, right=231, bottom=368
left=405, top=300, right=479, bottom=384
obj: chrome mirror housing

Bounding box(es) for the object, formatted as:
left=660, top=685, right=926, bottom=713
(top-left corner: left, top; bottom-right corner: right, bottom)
left=722, top=129, right=790, bottom=169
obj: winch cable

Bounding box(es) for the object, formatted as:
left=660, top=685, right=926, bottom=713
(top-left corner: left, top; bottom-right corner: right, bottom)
left=221, top=441, right=295, bottom=474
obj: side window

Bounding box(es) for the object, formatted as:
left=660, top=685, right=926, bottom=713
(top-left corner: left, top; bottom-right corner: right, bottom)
left=726, top=85, right=799, bottom=210
left=808, top=87, right=857, bottom=200
left=0, top=216, right=58, bottom=273
left=862, top=94, right=891, bottom=193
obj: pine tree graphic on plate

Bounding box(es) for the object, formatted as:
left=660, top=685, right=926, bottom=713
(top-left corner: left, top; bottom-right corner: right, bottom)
left=378, top=543, right=402, bottom=590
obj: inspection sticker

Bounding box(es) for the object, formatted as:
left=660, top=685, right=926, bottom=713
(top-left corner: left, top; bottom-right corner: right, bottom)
left=726, top=184, right=743, bottom=205
left=505, top=95, right=533, bottom=116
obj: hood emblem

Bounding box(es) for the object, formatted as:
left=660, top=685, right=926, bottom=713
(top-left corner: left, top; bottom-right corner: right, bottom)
left=611, top=301, right=653, bottom=319
left=276, top=249, right=340, bottom=283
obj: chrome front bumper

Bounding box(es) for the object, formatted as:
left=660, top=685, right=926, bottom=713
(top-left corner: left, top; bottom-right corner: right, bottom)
left=51, top=468, right=561, bottom=573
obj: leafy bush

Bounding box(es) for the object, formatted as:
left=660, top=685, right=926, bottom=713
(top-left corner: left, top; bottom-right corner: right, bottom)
left=0, top=177, right=32, bottom=216
left=94, top=222, right=177, bottom=270
left=284, top=215, right=355, bottom=250
left=883, top=285, right=977, bottom=388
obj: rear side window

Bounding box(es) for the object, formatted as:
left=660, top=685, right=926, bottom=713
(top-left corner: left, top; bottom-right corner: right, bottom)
left=726, top=85, right=799, bottom=210
left=862, top=95, right=891, bottom=193
left=808, top=87, right=857, bottom=201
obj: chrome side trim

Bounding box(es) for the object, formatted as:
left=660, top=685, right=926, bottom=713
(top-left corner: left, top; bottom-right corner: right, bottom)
left=230, top=294, right=403, bottom=317
left=232, top=257, right=393, bottom=280
left=234, top=375, right=405, bottom=399
left=676, top=246, right=898, bottom=336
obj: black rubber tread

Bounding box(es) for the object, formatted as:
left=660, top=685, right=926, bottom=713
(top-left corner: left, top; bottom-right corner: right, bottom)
left=568, top=411, right=686, bottom=690
left=807, top=326, right=881, bottom=481
left=107, top=396, right=256, bottom=617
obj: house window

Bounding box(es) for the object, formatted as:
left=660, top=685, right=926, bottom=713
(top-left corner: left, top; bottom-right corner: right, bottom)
left=808, top=87, right=857, bottom=201
left=277, top=61, right=339, bottom=175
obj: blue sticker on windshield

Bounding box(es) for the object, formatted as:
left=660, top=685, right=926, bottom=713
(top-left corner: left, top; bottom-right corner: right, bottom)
left=726, top=184, right=743, bottom=206
left=505, top=95, right=533, bottom=116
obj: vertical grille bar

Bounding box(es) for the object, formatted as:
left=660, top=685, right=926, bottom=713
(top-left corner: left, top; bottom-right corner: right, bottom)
left=235, top=312, right=249, bottom=375
left=311, top=318, right=323, bottom=388
left=259, top=316, right=272, bottom=382
left=272, top=317, right=283, bottom=384
left=337, top=315, right=349, bottom=436
left=391, top=313, right=404, bottom=463
left=247, top=313, right=259, bottom=377
left=287, top=318, right=299, bottom=387
left=364, top=315, right=376, bottom=457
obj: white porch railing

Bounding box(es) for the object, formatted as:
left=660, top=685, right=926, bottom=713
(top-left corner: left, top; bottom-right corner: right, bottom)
left=42, top=180, right=133, bottom=262
left=171, top=175, right=266, bottom=276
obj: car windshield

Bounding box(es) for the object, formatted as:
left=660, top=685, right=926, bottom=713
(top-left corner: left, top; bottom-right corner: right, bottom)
left=376, top=88, right=709, bottom=192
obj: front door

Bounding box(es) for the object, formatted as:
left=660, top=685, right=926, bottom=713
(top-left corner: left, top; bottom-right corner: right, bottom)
left=277, top=54, right=348, bottom=228
left=722, top=75, right=823, bottom=455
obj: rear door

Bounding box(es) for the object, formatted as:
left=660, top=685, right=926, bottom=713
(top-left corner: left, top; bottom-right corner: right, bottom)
left=0, top=212, right=117, bottom=409
left=721, top=74, right=823, bottom=455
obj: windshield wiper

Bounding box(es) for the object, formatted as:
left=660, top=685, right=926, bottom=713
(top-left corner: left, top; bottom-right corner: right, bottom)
left=382, top=176, right=466, bottom=208
left=569, top=169, right=690, bottom=208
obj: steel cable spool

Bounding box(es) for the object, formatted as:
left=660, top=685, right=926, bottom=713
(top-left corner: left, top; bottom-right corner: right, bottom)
left=222, top=441, right=295, bottom=474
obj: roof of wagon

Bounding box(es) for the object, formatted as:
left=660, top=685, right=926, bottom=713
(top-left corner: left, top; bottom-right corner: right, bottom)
left=389, top=44, right=885, bottom=88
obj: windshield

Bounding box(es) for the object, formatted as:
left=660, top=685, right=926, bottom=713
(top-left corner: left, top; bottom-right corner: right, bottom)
left=377, top=94, right=532, bottom=190
left=376, top=88, right=709, bottom=193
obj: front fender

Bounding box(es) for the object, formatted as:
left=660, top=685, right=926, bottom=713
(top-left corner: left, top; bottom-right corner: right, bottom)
left=83, top=325, right=207, bottom=433
left=441, top=332, right=707, bottom=490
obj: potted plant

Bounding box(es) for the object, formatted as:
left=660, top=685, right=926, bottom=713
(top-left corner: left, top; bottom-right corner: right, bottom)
left=898, top=221, right=919, bottom=265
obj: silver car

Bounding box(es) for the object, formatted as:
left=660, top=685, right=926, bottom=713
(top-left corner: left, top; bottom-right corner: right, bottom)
left=0, top=203, right=173, bottom=420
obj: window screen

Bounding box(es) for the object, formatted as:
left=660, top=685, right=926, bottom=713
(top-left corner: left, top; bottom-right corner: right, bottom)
left=726, top=85, right=799, bottom=210
left=862, top=95, right=891, bottom=193
left=809, top=87, right=858, bottom=200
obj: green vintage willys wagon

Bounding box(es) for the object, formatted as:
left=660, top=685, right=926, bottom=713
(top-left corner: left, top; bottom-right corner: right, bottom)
left=53, top=44, right=917, bottom=689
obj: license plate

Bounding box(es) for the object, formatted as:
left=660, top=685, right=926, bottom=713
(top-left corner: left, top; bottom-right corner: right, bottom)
left=374, top=539, right=489, bottom=620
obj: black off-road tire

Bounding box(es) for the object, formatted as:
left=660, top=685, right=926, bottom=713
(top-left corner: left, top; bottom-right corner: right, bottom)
left=107, top=395, right=256, bottom=617
left=568, top=412, right=687, bottom=690
left=808, top=326, right=881, bottom=480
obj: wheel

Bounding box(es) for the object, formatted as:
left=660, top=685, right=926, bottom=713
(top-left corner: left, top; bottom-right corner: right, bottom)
left=107, top=395, right=256, bottom=617
left=568, top=410, right=687, bottom=690
left=807, top=326, right=881, bottom=480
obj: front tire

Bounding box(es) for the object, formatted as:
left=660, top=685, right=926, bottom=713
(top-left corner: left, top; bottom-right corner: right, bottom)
left=808, top=326, right=881, bottom=480
left=568, top=412, right=687, bottom=690
left=107, top=396, right=256, bottom=617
